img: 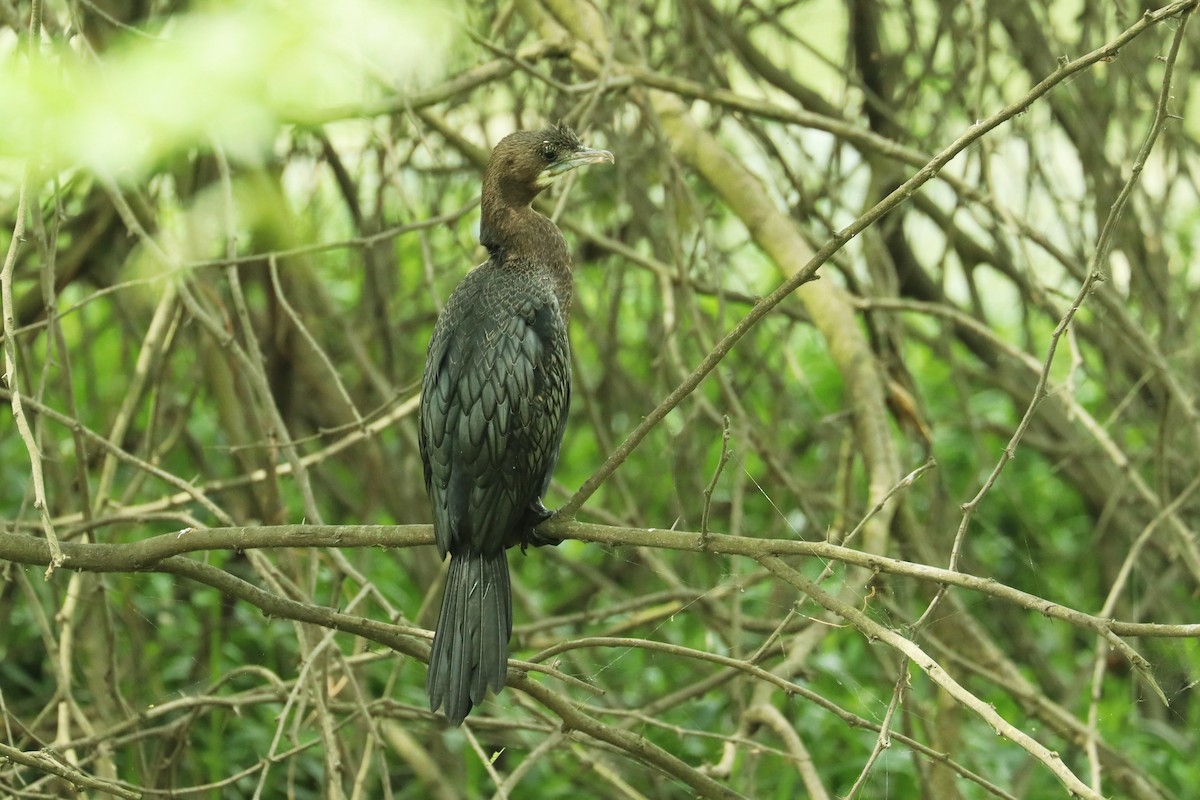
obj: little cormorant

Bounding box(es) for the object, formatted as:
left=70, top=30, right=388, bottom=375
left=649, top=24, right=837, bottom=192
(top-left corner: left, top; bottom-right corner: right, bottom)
left=419, top=123, right=613, bottom=725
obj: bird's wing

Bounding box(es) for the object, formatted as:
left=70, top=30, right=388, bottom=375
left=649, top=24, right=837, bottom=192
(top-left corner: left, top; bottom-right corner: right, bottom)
left=419, top=312, right=458, bottom=559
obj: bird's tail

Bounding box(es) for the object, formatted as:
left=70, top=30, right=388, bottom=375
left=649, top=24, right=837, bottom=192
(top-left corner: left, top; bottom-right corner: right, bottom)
left=427, top=549, right=512, bottom=725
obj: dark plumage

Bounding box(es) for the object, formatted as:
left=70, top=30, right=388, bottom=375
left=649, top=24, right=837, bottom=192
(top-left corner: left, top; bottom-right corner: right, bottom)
left=419, top=123, right=613, bottom=725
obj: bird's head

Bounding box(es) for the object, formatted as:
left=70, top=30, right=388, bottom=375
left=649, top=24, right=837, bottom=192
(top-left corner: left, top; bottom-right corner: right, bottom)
left=484, top=122, right=614, bottom=205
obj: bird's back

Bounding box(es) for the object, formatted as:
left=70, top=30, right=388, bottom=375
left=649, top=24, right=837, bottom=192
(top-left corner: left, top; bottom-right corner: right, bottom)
left=419, top=257, right=572, bottom=558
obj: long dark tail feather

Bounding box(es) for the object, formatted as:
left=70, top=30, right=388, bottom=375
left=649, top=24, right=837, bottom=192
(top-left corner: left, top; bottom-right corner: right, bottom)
left=427, top=550, right=512, bottom=725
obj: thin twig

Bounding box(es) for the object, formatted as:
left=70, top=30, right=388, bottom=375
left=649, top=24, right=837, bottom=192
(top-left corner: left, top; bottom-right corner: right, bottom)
left=1, top=176, right=64, bottom=574
left=700, top=415, right=732, bottom=537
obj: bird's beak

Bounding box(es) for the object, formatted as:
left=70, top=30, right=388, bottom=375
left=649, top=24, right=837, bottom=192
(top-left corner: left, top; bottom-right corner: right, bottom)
left=546, top=146, right=615, bottom=176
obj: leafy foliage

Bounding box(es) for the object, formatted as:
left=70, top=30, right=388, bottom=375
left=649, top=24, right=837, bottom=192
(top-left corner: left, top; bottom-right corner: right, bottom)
left=1, top=1, right=1199, bottom=799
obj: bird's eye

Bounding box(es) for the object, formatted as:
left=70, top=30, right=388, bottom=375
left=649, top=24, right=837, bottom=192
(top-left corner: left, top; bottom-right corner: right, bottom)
left=540, top=143, right=556, bottom=162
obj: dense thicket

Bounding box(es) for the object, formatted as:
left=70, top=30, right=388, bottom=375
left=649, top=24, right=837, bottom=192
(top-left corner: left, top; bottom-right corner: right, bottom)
left=1, top=1, right=1198, bottom=798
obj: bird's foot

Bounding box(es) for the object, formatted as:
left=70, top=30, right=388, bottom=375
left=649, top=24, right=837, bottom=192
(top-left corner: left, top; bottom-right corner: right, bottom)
left=520, top=501, right=561, bottom=550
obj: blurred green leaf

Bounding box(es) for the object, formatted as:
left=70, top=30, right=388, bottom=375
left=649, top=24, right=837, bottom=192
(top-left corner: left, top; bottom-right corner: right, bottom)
left=0, top=0, right=452, bottom=176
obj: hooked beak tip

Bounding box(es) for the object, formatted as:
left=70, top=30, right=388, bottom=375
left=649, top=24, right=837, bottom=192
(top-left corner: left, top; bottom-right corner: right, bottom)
left=585, top=148, right=616, bottom=165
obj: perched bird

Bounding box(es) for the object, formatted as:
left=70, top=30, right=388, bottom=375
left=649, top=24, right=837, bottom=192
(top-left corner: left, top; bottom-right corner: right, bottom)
left=419, top=123, right=613, bottom=725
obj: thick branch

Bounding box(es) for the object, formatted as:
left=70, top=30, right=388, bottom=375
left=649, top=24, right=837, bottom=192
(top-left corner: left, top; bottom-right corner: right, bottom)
left=1, top=523, right=1193, bottom=643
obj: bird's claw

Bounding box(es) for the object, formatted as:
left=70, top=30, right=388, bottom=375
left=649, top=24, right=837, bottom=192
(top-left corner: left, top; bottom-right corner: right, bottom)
left=521, top=501, right=561, bottom=550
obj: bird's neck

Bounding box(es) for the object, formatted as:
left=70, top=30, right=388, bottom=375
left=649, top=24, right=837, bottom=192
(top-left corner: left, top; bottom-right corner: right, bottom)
left=480, top=204, right=567, bottom=261
left=480, top=204, right=573, bottom=308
